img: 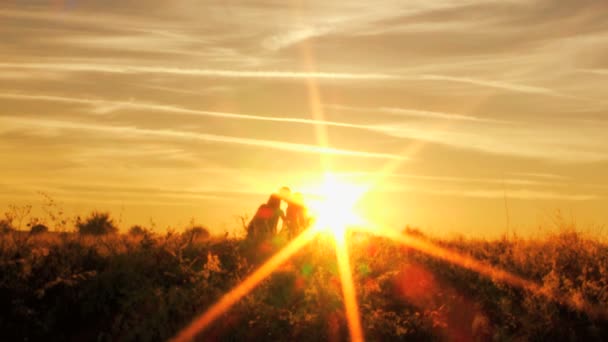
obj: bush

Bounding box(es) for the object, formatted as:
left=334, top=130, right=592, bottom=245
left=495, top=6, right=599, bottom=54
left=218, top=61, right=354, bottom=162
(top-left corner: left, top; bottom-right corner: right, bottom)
left=183, top=226, right=211, bottom=242
left=128, top=225, right=149, bottom=236
left=0, top=219, right=14, bottom=233
left=30, top=223, right=49, bottom=235
left=0, top=207, right=606, bottom=341
left=76, top=212, right=118, bottom=235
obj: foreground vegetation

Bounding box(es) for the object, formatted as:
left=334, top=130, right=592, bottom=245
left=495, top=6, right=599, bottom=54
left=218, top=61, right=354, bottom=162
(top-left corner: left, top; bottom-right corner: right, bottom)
left=0, top=210, right=607, bottom=341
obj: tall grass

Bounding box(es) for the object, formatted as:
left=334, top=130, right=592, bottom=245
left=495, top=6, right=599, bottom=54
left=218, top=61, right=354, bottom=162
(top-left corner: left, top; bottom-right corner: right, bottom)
left=0, top=209, right=606, bottom=341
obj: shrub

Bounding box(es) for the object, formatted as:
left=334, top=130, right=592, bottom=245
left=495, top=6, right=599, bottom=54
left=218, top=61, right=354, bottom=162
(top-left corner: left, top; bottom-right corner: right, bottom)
left=183, top=226, right=210, bottom=242
left=30, top=224, right=49, bottom=235
left=1, top=211, right=606, bottom=341
left=128, top=225, right=148, bottom=236
left=0, top=219, right=14, bottom=233
left=76, top=212, right=118, bottom=235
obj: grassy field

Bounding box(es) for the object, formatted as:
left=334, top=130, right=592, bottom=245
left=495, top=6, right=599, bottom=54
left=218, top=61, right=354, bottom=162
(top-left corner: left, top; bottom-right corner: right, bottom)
left=0, top=211, right=607, bottom=341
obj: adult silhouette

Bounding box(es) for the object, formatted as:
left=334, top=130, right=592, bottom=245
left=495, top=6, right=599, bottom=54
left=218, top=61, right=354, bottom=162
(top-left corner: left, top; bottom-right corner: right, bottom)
left=247, top=188, right=289, bottom=240
left=283, top=192, right=308, bottom=239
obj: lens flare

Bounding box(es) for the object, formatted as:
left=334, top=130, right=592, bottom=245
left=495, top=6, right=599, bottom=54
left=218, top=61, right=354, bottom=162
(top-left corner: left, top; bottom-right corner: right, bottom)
left=171, top=228, right=319, bottom=342
left=354, top=224, right=608, bottom=320
left=335, top=231, right=364, bottom=342
left=306, top=173, right=366, bottom=239
left=307, top=174, right=366, bottom=341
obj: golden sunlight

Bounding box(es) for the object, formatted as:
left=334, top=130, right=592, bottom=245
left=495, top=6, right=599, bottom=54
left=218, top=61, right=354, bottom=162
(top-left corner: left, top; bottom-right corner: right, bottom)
left=3, top=2, right=608, bottom=342
left=305, top=174, right=367, bottom=240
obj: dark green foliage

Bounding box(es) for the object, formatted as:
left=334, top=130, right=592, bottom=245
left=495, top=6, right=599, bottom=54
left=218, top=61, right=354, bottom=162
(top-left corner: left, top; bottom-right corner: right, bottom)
left=76, top=212, right=118, bottom=235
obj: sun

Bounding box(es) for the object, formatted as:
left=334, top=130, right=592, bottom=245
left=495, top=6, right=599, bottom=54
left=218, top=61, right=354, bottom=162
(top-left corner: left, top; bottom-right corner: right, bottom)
left=173, top=173, right=594, bottom=342
left=305, top=173, right=367, bottom=241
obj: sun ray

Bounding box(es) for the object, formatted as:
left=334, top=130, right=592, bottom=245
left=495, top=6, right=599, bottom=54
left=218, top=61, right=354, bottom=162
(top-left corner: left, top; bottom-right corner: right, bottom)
left=356, top=225, right=538, bottom=290
left=300, top=174, right=367, bottom=341
left=355, top=225, right=608, bottom=320
left=365, top=128, right=442, bottom=195
left=334, top=230, right=365, bottom=342
left=171, top=228, right=319, bottom=342
left=299, top=29, right=331, bottom=173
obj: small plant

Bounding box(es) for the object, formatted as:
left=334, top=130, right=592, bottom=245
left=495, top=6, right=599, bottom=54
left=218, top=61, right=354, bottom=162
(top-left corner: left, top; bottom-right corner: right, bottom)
left=38, top=192, right=69, bottom=232
left=128, top=225, right=149, bottom=236
left=0, top=219, right=14, bottom=234
left=30, top=224, right=49, bottom=235
left=76, top=211, right=118, bottom=235
left=183, top=225, right=211, bottom=242
left=5, top=204, right=32, bottom=231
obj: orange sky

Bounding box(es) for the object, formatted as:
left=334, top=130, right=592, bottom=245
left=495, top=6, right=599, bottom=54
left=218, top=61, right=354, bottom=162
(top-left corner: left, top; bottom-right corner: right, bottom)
left=1, top=1, right=607, bottom=236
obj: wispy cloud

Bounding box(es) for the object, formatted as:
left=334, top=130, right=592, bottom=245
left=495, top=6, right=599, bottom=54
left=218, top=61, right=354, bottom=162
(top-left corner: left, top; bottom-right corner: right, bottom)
left=9, top=181, right=259, bottom=202
left=326, top=104, right=503, bottom=123
left=578, top=69, right=608, bottom=76
left=0, top=116, right=403, bottom=160
left=4, top=92, right=606, bottom=162
left=263, top=26, right=334, bottom=51
left=0, top=92, right=384, bottom=133
left=2, top=0, right=608, bottom=231
left=434, top=189, right=600, bottom=201
left=509, top=172, right=569, bottom=180
left=136, top=84, right=232, bottom=96
left=324, top=102, right=608, bottom=162
left=340, top=171, right=564, bottom=187
left=375, top=120, right=608, bottom=162
left=406, top=74, right=568, bottom=97
left=0, top=62, right=397, bottom=80
left=380, top=185, right=600, bottom=201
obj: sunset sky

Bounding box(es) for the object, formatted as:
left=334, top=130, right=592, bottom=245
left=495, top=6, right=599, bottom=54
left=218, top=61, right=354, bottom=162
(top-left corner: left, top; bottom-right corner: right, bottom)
left=1, top=1, right=607, bottom=236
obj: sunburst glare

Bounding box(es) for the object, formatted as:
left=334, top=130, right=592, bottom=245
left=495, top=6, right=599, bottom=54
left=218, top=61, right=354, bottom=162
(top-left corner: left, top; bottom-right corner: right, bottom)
left=305, top=173, right=367, bottom=240
left=3, top=1, right=607, bottom=341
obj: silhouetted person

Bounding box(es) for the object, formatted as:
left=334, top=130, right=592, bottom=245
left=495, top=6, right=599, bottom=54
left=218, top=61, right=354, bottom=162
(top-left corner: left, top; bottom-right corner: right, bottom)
left=247, top=192, right=286, bottom=240
left=264, top=194, right=284, bottom=237
left=284, top=192, right=308, bottom=239
left=278, top=186, right=291, bottom=201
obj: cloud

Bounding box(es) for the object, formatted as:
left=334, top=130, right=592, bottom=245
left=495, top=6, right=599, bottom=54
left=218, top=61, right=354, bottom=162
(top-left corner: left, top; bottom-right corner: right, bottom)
left=2, top=0, right=608, bottom=231
left=0, top=70, right=63, bottom=80
left=579, top=69, right=608, bottom=76
left=340, top=171, right=564, bottom=187
left=0, top=92, right=384, bottom=133
left=10, top=181, right=259, bottom=201
left=379, top=184, right=600, bottom=201
left=326, top=104, right=504, bottom=123
left=406, top=74, right=567, bottom=97
left=435, top=189, right=600, bottom=201
left=0, top=116, right=404, bottom=160
left=4, top=92, right=607, bottom=162
left=137, top=84, right=232, bottom=96
left=322, top=102, right=608, bottom=162
left=509, top=172, right=569, bottom=180
left=263, top=26, right=334, bottom=51
left=376, top=119, right=608, bottom=162
left=0, top=62, right=397, bottom=80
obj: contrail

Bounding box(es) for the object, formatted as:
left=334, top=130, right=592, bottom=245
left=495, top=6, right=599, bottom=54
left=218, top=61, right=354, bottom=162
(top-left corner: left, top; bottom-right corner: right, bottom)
left=0, top=62, right=398, bottom=80
left=0, top=116, right=404, bottom=160
left=411, top=74, right=561, bottom=96
left=326, top=104, right=505, bottom=123
left=0, top=92, right=387, bottom=132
